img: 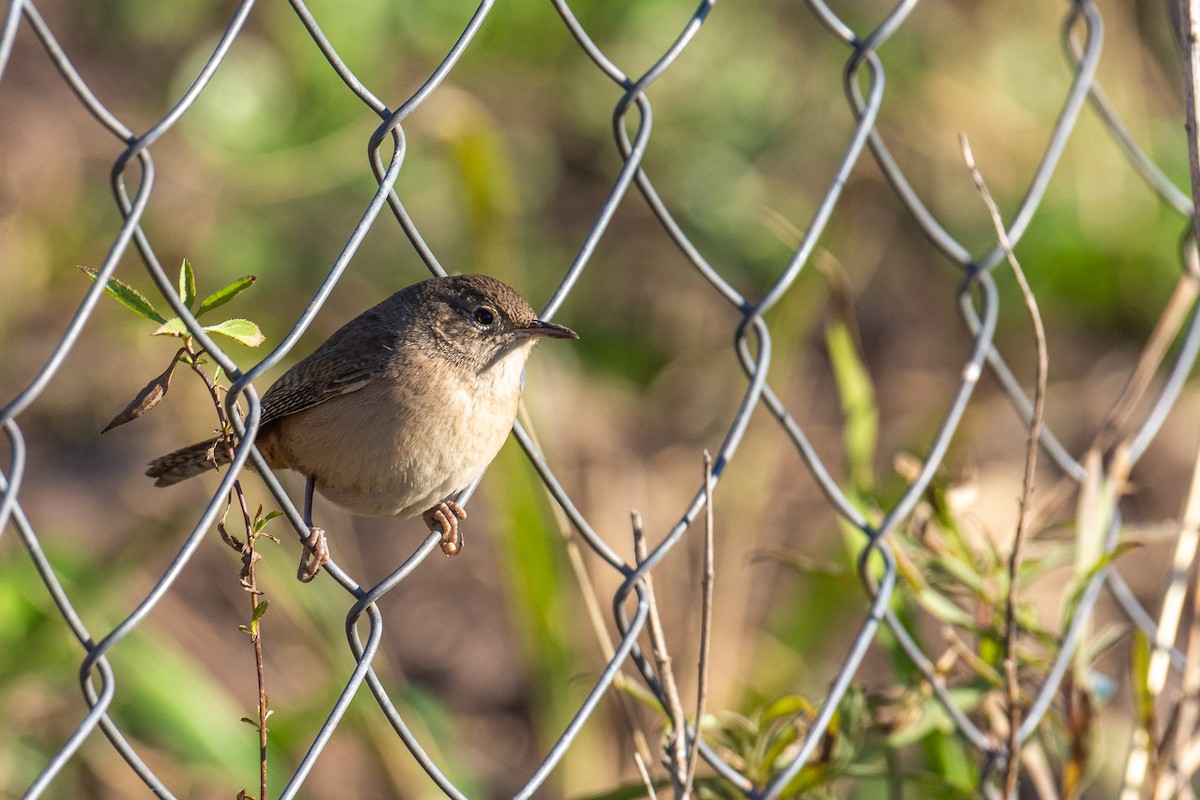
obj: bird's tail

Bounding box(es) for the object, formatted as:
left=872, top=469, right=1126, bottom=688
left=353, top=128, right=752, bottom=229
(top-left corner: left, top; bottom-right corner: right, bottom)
left=145, top=438, right=234, bottom=487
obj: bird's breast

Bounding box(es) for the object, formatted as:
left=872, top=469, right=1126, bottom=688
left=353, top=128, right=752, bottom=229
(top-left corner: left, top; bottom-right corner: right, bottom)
left=274, top=354, right=527, bottom=517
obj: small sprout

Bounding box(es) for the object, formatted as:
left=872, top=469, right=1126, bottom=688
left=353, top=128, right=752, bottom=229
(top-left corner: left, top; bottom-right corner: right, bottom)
left=240, top=708, right=272, bottom=730
left=253, top=508, right=283, bottom=536
left=238, top=600, right=269, bottom=638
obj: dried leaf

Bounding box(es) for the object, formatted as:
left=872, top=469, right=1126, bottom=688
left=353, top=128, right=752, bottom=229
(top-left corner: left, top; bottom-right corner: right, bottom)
left=101, top=359, right=176, bottom=432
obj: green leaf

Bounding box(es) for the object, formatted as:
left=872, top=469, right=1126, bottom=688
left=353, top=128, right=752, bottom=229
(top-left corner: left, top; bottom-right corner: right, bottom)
left=152, top=317, right=190, bottom=338
left=203, top=318, right=265, bottom=348
left=178, top=259, right=196, bottom=311
left=911, top=584, right=977, bottom=628
left=253, top=509, right=282, bottom=534
left=79, top=266, right=166, bottom=323
left=761, top=694, right=816, bottom=724
left=239, top=602, right=268, bottom=638
left=825, top=314, right=878, bottom=494
left=1062, top=541, right=1141, bottom=627
left=613, top=677, right=666, bottom=712
left=197, top=275, right=256, bottom=318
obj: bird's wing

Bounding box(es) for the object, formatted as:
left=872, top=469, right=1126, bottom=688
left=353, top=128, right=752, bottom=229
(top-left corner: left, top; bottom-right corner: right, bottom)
left=258, top=309, right=405, bottom=425
left=259, top=368, right=374, bottom=424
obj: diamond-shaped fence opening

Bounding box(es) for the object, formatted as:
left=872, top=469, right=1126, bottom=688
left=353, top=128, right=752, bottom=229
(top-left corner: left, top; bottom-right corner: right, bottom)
left=3, top=1, right=1200, bottom=798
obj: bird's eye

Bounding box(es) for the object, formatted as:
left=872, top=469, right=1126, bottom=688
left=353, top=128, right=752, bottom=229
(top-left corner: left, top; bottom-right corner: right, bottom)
left=472, top=306, right=496, bottom=326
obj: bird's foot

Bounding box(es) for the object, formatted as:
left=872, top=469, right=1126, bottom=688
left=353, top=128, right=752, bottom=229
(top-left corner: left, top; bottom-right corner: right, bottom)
left=423, top=501, right=467, bottom=556
left=297, top=526, right=329, bottom=582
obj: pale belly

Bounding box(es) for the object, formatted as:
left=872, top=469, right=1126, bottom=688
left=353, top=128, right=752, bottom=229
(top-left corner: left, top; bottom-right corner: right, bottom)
left=273, top=370, right=522, bottom=518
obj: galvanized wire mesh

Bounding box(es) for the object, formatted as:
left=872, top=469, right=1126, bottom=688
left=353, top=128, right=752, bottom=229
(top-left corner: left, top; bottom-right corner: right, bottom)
left=3, top=0, right=1200, bottom=797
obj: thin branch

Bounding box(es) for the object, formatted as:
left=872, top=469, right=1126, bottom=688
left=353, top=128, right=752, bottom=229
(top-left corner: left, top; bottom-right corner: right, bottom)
left=183, top=339, right=269, bottom=799
left=634, top=750, right=661, bottom=800
left=682, top=452, right=715, bottom=797
left=1180, top=0, right=1200, bottom=247
left=1146, top=5, right=1200, bottom=797
left=633, top=512, right=689, bottom=795
left=960, top=133, right=1049, bottom=799
left=1152, top=442, right=1200, bottom=799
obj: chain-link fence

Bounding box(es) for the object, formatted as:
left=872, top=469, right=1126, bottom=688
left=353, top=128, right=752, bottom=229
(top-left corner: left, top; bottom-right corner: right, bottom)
left=4, top=0, right=1200, bottom=797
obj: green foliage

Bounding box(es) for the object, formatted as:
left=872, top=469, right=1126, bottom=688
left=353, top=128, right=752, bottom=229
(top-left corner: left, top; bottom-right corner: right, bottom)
left=0, top=542, right=255, bottom=795
left=720, top=267, right=1127, bottom=797
left=85, top=259, right=263, bottom=432
left=825, top=315, right=878, bottom=495
left=83, top=260, right=262, bottom=349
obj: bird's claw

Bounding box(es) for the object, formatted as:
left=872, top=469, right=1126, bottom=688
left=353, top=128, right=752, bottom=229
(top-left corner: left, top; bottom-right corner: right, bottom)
left=423, top=501, right=467, bottom=556
left=298, top=526, right=329, bottom=582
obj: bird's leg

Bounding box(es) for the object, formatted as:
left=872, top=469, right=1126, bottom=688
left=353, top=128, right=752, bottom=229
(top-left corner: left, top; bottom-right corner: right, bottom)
left=423, top=501, right=467, bottom=556
left=298, top=475, right=329, bottom=582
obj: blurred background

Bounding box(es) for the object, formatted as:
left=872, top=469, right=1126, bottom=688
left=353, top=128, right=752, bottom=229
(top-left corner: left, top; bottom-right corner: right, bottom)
left=2, top=0, right=1198, bottom=797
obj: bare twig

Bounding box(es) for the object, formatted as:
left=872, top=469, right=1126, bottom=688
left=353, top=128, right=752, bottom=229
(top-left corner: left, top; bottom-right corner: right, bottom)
left=634, top=750, right=661, bottom=800
left=633, top=512, right=689, bottom=794
left=1180, top=0, right=1200, bottom=246
left=681, top=452, right=715, bottom=797
left=960, top=133, right=1049, bottom=799
left=983, top=696, right=1061, bottom=800
left=1144, top=5, right=1200, bottom=796
left=1152, top=442, right=1200, bottom=799
left=1151, top=445, right=1200, bottom=699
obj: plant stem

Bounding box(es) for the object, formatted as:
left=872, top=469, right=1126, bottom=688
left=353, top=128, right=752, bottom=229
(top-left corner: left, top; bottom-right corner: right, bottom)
left=184, top=340, right=269, bottom=799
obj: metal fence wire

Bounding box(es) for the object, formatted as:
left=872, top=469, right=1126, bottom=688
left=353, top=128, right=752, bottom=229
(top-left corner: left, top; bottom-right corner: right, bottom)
left=4, top=0, right=1200, bottom=797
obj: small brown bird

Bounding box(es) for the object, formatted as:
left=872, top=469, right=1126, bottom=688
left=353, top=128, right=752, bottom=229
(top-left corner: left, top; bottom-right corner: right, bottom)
left=146, top=274, right=577, bottom=580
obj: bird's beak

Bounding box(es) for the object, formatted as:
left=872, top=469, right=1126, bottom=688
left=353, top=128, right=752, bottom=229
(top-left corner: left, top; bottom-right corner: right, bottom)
left=518, top=319, right=579, bottom=340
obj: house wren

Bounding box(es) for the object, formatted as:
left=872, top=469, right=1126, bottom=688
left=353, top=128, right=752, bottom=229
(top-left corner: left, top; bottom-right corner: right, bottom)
left=146, top=274, right=577, bottom=580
